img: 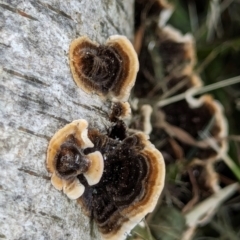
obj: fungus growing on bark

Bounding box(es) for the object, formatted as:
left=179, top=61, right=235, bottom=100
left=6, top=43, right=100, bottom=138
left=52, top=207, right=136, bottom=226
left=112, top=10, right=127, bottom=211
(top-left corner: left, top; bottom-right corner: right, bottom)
left=47, top=118, right=165, bottom=240
left=69, top=35, right=139, bottom=101
left=134, top=0, right=173, bottom=54
left=156, top=93, right=228, bottom=163
left=139, top=104, right=153, bottom=135
left=46, top=119, right=104, bottom=199
left=157, top=25, right=196, bottom=76
left=79, top=129, right=165, bottom=240
left=109, top=101, right=131, bottom=122
left=129, top=104, right=153, bottom=135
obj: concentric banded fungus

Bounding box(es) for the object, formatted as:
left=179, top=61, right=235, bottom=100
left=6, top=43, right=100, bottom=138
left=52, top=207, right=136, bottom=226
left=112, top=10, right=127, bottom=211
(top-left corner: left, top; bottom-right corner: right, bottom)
left=186, top=94, right=228, bottom=162
left=139, top=104, right=153, bottom=135
left=46, top=119, right=104, bottom=199
left=69, top=35, right=139, bottom=101
left=109, top=102, right=131, bottom=122
left=189, top=162, right=220, bottom=194
left=158, top=93, right=228, bottom=163
left=135, top=0, right=173, bottom=30
left=129, top=104, right=153, bottom=135
left=157, top=25, right=196, bottom=76
left=77, top=129, right=165, bottom=240
left=47, top=118, right=165, bottom=239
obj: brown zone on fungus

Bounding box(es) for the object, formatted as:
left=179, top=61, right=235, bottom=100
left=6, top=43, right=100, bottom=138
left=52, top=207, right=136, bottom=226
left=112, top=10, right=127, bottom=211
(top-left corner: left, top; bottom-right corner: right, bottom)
left=109, top=102, right=131, bottom=122
left=156, top=26, right=195, bottom=76
left=69, top=35, right=139, bottom=101
left=47, top=119, right=165, bottom=239
left=46, top=119, right=104, bottom=199
left=135, top=0, right=172, bottom=30
left=134, top=22, right=196, bottom=97
left=46, top=120, right=94, bottom=176
left=77, top=127, right=165, bottom=239
left=151, top=73, right=226, bottom=162
left=70, top=38, right=122, bottom=95
left=166, top=74, right=202, bottom=94
left=106, top=38, right=130, bottom=97
left=162, top=99, right=217, bottom=138
left=54, top=136, right=90, bottom=179
left=154, top=93, right=227, bottom=162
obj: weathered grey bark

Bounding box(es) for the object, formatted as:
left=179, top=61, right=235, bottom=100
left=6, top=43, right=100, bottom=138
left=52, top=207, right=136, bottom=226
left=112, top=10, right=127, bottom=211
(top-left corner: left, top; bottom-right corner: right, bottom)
left=0, top=0, right=134, bottom=239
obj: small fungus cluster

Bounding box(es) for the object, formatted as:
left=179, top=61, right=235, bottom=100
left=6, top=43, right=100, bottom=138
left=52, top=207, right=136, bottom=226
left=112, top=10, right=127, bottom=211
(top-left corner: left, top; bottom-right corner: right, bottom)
left=46, top=35, right=165, bottom=240
left=133, top=0, right=228, bottom=220
left=47, top=119, right=104, bottom=199
left=69, top=35, right=139, bottom=102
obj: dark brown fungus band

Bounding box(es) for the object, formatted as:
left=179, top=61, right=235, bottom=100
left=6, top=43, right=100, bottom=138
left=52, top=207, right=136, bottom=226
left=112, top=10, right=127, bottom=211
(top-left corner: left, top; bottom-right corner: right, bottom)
left=129, top=104, right=153, bottom=135
left=109, top=102, right=131, bottom=122
left=69, top=35, right=139, bottom=102
left=78, top=129, right=165, bottom=240
left=158, top=93, right=228, bottom=163
left=134, top=0, right=173, bottom=54
left=47, top=119, right=165, bottom=239
left=46, top=119, right=104, bottom=199
left=157, top=26, right=196, bottom=76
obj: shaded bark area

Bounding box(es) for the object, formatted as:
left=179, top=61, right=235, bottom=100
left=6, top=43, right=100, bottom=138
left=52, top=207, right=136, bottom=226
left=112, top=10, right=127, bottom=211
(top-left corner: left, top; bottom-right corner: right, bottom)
left=0, top=0, right=134, bottom=239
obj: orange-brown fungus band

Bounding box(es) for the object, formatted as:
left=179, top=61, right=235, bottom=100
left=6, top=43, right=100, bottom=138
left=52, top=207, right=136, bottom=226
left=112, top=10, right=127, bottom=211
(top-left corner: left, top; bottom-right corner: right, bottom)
left=69, top=35, right=139, bottom=101
left=46, top=119, right=104, bottom=199
left=78, top=124, right=165, bottom=240
left=47, top=118, right=165, bottom=239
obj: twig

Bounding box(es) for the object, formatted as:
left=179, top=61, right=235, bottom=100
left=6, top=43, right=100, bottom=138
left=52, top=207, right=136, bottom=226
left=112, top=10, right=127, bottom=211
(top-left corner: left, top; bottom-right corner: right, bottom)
left=202, top=132, right=240, bottom=181
left=182, top=169, right=200, bottom=213
left=196, top=45, right=222, bottom=74
left=188, top=1, right=199, bottom=33
left=157, top=75, right=240, bottom=107
left=184, top=183, right=239, bottom=228
left=159, top=78, right=189, bottom=100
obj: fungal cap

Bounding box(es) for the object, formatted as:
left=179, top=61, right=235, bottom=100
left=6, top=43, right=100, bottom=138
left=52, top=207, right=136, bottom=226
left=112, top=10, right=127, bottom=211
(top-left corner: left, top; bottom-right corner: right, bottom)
left=51, top=172, right=63, bottom=190
left=158, top=25, right=196, bottom=76
left=122, top=146, right=165, bottom=220
left=63, top=179, right=85, bottom=200
left=101, top=133, right=165, bottom=240
left=190, top=74, right=202, bottom=88
left=106, top=35, right=139, bottom=102
left=110, top=102, right=131, bottom=121
left=46, top=119, right=93, bottom=174
left=140, top=104, right=153, bottom=135
left=83, top=151, right=104, bottom=186
left=69, top=36, right=99, bottom=94
left=186, top=94, right=228, bottom=162
left=118, top=102, right=131, bottom=119
left=69, top=35, right=139, bottom=102
left=190, top=161, right=220, bottom=193
left=162, top=25, right=194, bottom=43
left=123, top=102, right=131, bottom=118
left=186, top=94, right=228, bottom=135
left=124, top=132, right=165, bottom=214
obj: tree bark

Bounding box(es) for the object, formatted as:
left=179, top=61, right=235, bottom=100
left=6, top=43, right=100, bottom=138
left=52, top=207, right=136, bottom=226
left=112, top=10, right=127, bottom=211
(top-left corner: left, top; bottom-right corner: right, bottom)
left=0, top=0, right=134, bottom=239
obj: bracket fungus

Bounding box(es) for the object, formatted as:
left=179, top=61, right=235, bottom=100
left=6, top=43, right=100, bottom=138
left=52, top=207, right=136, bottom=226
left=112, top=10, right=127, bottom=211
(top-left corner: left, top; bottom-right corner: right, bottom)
left=47, top=119, right=165, bottom=240
left=157, top=25, right=196, bottom=76
left=129, top=103, right=154, bottom=136
left=46, top=119, right=104, bottom=199
left=109, top=101, right=131, bottom=122
left=158, top=92, right=228, bottom=163
left=69, top=35, right=139, bottom=102
left=79, top=128, right=165, bottom=240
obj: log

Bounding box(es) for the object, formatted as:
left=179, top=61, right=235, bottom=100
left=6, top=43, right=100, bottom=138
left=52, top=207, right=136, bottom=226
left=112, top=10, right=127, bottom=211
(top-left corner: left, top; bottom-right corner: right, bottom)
left=0, top=0, right=134, bottom=239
